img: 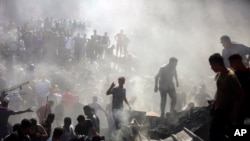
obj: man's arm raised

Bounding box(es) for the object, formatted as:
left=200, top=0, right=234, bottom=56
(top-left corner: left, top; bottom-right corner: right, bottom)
left=106, top=82, right=115, bottom=95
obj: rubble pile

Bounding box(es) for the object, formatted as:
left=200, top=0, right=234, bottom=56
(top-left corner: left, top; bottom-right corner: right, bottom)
left=148, top=107, right=211, bottom=140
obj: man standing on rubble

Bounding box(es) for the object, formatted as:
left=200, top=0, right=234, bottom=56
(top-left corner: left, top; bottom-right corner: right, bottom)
left=154, top=57, right=179, bottom=118
left=106, top=76, right=131, bottom=130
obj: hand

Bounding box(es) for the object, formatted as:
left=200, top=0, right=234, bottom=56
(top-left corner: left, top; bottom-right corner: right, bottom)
left=154, top=86, right=158, bottom=93
left=26, top=108, right=33, bottom=112
left=111, top=82, right=115, bottom=88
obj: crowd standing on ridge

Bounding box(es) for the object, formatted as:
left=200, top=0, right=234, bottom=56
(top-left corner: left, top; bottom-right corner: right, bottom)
left=0, top=17, right=250, bottom=141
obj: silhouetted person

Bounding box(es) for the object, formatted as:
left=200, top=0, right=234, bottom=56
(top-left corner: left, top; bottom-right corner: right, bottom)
left=82, top=34, right=87, bottom=59
left=47, top=85, right=62, bottom=106
left=154, top=57, right=179, bottom=118
left=229, top=54, right=250, bottom=124
left=74, top=33, right=83, bottom=60
left=30, top=118, right=48, bottom=141
left=86, top=37, right=95, bottom=61
left=0, top=99, right=33, bottom=139
left=4, top=119, right=32, bottom=141
left=83, top=105, right=100, bottom=134
left=100, top=32, right=111, bottom=59
left=74, top=115, right=98, bottom=137
left=60, top=117, right=74, bottom=141
left=220, top=35, right=250, bottom=67
left=41, top=113, right=55, bottom=140
left=46, top=127, right=63, bottom=141
left=36, top=100, right=54, bottom=124
left=106, top=76, right=131, bottom=129
left=91, top=30, right=100, bottom=59
left=35, top=75, right=51, bottom=106
left=114, top=30, right=125, bottom=57
left=91, top=30, right=99, bottom=41
left=88, top=96, right=107, bottom=115
left=208, top=53, right=244, bottom=141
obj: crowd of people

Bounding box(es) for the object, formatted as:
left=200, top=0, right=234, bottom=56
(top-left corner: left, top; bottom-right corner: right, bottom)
left=0, top=18, right=131, bottom=67
left=154, top=35, right=250, bottom=140
left=0, top=18, right=134, bottom=141
left=1, top=16, right=250, bottom=141
left=207, top=36, right=250, bottom=141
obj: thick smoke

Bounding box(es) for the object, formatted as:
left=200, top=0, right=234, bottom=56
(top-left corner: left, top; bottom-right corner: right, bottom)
left=78, top=0, right=250, bottom=111
left=1, top=0, right=250, bottom=138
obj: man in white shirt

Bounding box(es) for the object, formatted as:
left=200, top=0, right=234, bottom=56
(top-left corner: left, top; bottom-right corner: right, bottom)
left=220, top=35, right=250, bottom=67
left=35, top=75, right=51, bottom=106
